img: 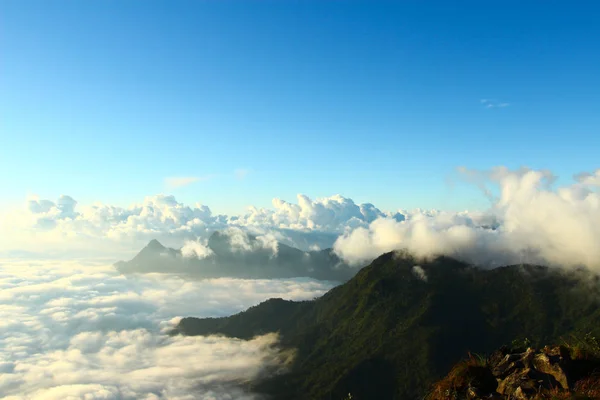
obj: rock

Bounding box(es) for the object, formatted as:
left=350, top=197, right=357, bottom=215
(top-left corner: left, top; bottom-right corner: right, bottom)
left=532, top=350, right=570, bottom=389
left=492, top=353, right=523, bottom=378
left=520, top=348, right=536, bottom=369
left=429, top=344, right=597, bottom=400
left=496, top=368, right=535, bottom=396
left=492, top=347, right=571, bottom=398
left=543, top=345, right=570, bottom=359
left=513, top=386, right=530, bottom=400
left=466, top=385, right=480, bottom=399
left=488, top=347, right=510, bottom=366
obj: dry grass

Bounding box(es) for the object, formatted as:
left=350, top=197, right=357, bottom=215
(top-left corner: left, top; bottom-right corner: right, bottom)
left=426, top=354, right=490, bottom=400
left=532, top=387, right=576, bottom=399
left=573, top=375, right=600, bottom=398
left=528, top=376, right=600, bottom=400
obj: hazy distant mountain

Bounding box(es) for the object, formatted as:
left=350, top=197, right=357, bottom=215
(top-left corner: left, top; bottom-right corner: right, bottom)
left=174, top=252, right=600, bottom=400
left=115, top=231, right=353, bottom=281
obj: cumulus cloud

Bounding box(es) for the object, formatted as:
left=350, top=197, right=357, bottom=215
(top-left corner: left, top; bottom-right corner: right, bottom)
left=181, top=239, right=214, bottom=259
left=334, top=167, right=600, bottom=271
left=0, top=194, right=228, bottom=258
left=3, top=166, right=600, bottom=272
left=220, top=227, right=279, bottom=256
left=0, top=193, right=399, bottom=257
left=575, top=169, right=600, bottom=186
left=0, top=259, right=334, bottom=399
left=240, top=194, right=403, bottom=233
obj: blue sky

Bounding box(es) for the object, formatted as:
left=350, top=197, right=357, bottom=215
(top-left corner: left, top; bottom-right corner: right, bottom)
left=2, top=1, right=599, bottom=214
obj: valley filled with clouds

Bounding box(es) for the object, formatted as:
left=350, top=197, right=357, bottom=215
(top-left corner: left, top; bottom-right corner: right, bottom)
left=3, top=1, right=598, bottom=397
left=0, top=259, right=333, bottom=399
left=1, top=166, right=600, bottom=398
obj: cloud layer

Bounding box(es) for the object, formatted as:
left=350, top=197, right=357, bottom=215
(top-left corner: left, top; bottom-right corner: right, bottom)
left=0, top=259, right=334, bottom=399
left=2, top=166, right=600, bottom=271
left=334, top=167, right=600, bottom=270
left=0, top=193, right=398, bottom=258
left=2, top=167, right=600, bottom=397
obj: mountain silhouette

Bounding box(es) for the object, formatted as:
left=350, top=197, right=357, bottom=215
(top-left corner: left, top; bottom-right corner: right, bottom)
left=115, top=231, right=353, bottom=281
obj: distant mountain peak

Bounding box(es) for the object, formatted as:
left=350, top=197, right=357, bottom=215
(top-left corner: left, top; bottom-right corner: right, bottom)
left=115, top=232, right=351, bottom=281
left=146, top=239, right=165, bottom=250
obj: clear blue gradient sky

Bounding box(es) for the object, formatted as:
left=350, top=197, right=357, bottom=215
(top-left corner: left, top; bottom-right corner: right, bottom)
left=2, top=1, right=599, bottom=214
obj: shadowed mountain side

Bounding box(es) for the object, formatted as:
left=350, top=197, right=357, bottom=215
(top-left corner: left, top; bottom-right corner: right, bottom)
left=114, top=232, right=354, bottom=281
left=174, top=252, right=600, bottom=400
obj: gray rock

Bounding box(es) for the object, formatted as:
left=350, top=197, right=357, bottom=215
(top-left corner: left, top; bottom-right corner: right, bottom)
left=532, top=351, right=569, bottom=389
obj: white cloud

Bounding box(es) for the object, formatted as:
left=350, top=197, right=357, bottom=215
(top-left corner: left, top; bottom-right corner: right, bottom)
left=220, top=227, right=279, bottom=256
left=0, top=194, right=227, bottom=258
left=181, top=239, right=214, bottom=259
left=575, top=169, right=600, bottom=186
left=412, top=266, right=428, bottom=282
left=334, top=167, right=600, bottom=271
left=239, top=194, right=403, bottom=233
left=234, top=169, right=250, bottom=180
left=0, top=193, right=399, bottom=257
left=480, top=99, right=510, bottom=108
left=3, top=166, right=600, bottom=272
left=165, top=176, right=214, bottom=189
left=0, top=259, right=334, bottom=399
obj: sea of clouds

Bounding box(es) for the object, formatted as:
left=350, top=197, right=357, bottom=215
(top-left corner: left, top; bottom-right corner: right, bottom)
left=1, top=166, right=599, bottom=399
left=0, top=259, right=334, bottom=399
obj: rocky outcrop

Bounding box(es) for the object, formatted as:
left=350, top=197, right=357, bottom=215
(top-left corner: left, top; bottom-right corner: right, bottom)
left=492, top=347, right=570, bottom=397
left=428, top=345, right=600, bottom=399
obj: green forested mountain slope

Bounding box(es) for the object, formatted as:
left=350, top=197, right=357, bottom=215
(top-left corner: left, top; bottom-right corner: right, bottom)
left=175, top=252, right=600, bottom=400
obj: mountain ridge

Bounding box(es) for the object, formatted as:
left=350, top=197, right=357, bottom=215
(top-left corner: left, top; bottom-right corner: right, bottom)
left=173, top=251, right=600, bottom=400
left=115, top=231, right=354, bottom=281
